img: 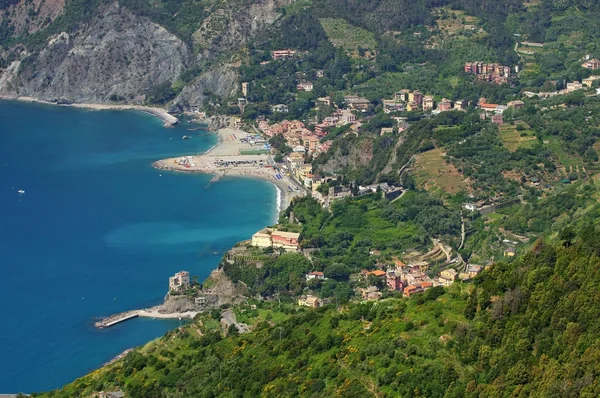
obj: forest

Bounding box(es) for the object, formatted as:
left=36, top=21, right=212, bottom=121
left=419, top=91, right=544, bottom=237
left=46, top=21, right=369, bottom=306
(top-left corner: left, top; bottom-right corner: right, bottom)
left=35, top=227, right=600, bottom=397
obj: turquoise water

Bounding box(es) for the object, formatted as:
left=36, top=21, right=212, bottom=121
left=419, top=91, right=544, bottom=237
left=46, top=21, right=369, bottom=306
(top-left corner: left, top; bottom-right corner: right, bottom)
left=0, top=101, right=276, bottom=393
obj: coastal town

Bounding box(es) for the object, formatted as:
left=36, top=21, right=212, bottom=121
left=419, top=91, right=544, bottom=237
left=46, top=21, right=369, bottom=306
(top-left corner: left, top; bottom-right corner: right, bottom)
left=142, top=51, right=600, bottom=320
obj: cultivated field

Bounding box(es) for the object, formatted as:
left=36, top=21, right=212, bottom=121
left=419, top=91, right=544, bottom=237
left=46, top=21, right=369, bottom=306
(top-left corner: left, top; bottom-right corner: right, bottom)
left=499, top=121, right=537, bottom=152
left=413, top=148, right=469, bottom=194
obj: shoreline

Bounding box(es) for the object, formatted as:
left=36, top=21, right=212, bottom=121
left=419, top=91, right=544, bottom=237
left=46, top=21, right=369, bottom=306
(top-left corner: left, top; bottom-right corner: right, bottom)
left=0, top=94, right=178, bottom=127
left=153, top=127, right=305, bottom=212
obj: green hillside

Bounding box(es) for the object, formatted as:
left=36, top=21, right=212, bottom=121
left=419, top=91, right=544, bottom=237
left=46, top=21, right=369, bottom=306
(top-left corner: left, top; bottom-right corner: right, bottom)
left=35, top=230, right=600, bottom=397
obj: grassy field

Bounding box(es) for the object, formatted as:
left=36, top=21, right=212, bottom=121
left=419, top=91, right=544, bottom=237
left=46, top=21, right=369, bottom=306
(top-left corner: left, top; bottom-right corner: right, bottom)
left=498, top=121, right=537, bottom=152
left=319, top=18, right=377, bottom=55
left=413, top=148, right=469, bottom=194
left=239, top=149, right=269, bottom=155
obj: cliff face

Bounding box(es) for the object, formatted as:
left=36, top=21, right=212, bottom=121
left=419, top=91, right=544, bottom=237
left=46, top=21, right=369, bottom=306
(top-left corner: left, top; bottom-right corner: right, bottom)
left=0, top=0, right=290, bottom=107
left=192, top=0, right=288, bottom=60
left=172, top=66, right=239, bottom=111
left=0, top=0, right=66, bottom=35
left=14, top=3, right=192, bottom=103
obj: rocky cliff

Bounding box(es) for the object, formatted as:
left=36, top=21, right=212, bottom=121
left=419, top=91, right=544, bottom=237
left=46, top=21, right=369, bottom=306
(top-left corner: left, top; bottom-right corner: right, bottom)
left=0, top=0, right=291, bottom=107
left=10, top=3, right=191, bottom=103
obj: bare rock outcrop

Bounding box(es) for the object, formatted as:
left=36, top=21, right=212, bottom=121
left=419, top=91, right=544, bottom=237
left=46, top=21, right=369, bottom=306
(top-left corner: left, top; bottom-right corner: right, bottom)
left=16, top=3, right=192, bottom=103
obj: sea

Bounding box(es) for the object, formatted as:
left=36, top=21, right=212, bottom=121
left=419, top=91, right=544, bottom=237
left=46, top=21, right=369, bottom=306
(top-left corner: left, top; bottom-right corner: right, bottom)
left=0, top=101, right=277, bottom=393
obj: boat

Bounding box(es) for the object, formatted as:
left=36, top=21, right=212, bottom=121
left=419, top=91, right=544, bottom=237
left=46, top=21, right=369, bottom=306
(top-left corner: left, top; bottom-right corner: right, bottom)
left=17, top=189, right=25, bottom=194
left=182, top=135, right=191, bottom=140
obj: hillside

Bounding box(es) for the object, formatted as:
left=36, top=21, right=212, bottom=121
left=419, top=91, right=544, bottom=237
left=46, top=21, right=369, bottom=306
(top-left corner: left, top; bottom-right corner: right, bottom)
left=34, top=231, right=600, bottom=397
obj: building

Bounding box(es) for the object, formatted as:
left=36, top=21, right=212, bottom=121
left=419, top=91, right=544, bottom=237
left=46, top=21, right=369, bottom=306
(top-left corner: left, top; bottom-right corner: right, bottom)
left=454, top=100, right=468, bottom=111
left=272, top=49, right=297, bottom=60
left=403, top=281, right=433, bottom=297
left=298, top=295, right=321, bottom=308
left=409, top=91, right=423, bottom=105
left=491, top=113, right=503, bottom=126
left=297, top=82, right=314, bottom=92
left=315, top=70, right=325, bottom=78
left=507, top=100, right=525, bottom=108
left=383, top=99, right=405, bottom=114
left=583, top=76, right=600, bottom=87
left=169, top=271, right=190, bottom=292
left=252, top=228, right=272, bottom=248
left=359, top=286, right=382, bottom=300
left=438, top=269, right=458, bottom=286
left=438, top=98, right=453, bottom=112
left=422, top=96, right=434, bottom=111
left=272, top=104, right=289, bottom=113
left=306, top=271, right=325, bottom=281
left=406, top=101, right=419, bottom=112
left=344, top=96, right=371, bottom=111
left=241, top=82, right=249, bottom=97
left=504, top=247, right=516, bottom=257
left=467, top=265, right=482, bottom=279
left=387, top=272, right=403, bottom=291
left=394, top=90, right=409, bottom=102
left=582, top=58, right=600, bottom=70
left=272, top=230, right=300, bottom=251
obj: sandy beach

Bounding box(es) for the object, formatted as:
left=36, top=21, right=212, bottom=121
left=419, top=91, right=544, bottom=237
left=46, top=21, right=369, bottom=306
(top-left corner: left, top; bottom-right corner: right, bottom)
left=154, top=127, right=306, bottom=211
left=0, top=94, right=178, bottom=127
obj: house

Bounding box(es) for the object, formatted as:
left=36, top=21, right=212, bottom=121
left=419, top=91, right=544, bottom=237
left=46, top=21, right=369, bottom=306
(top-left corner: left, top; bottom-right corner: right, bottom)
left=504, top=247, right=516, bottom=257
left=409, top=91, right=423, bottom=105
left=383, top=99, right=405, bottom=113
left=422, top=96, right=434, bottom=111
left=507, top=100, right=525, bottom=108
left=406, top=101, right=419, bottom=111
left=297, top=82, right=314, bottom=92
left=403, top=281, right=433, bottom=297
left=368, top=270, right=386, bottom=278
left=315, top=70, right=325, bottom=78
left=306, top=271, right=325, bottom=281
left=491, top=113, right=503, bottom=126
left=479, top=103, right=499, bottom=112
left=394, top=90, right=410, bottom=102
left=438, top=269, right=458, bottom=286
left=272, top=104, right=289, bottom=113
left=316, top=96, right=332, bottom=106
left=583, top=76, right=600, bottom=87
left=582, top=58, right=600, bottom=70
left=360, top=286, right=382, bottom=300
left=252, top=228, right=272, bottom=248
left=440, top=268, right=458, bottom=281
left=271, top=230, right=300, bottom=251
left=387, top=272, right=403, bottom=291
left=298, top=295, right=321, bottom=308
left=169, top=271, right=190, bottom=292
left=272, top=49, right=297, bottom=60
left=454, top=100, right=468, bottom=111
left=438, top=98, right=453, bottom=112
left=329, top=185, right=352, bottom=200
left=344, top=96, right=371, bottom=110
left=467, top=265, right=482, bottom=279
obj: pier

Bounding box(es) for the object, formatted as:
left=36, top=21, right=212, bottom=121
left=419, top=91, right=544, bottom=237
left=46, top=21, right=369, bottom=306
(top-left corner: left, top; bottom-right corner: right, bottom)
left=95, top=310, right=139, bottom=329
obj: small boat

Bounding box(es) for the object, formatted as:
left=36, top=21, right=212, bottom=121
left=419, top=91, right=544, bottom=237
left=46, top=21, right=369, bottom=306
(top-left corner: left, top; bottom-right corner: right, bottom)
left=17, top=189, right=25, bottom=194
left=182, top=135, right=191, bottom=140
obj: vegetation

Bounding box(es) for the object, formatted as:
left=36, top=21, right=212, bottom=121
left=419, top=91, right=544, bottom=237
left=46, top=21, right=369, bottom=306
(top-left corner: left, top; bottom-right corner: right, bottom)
left=35, top=230, right=600, bottom=397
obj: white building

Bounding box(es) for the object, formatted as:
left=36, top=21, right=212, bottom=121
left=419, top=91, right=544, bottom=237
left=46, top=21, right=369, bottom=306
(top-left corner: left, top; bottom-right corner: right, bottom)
left=169, top=271, right=190, bottom=292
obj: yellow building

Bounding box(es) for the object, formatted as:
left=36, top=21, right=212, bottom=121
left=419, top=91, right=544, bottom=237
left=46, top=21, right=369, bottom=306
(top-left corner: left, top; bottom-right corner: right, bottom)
left=251, top=228, right=272, bottom=248
left=298, top=295, right=321, bottom=308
